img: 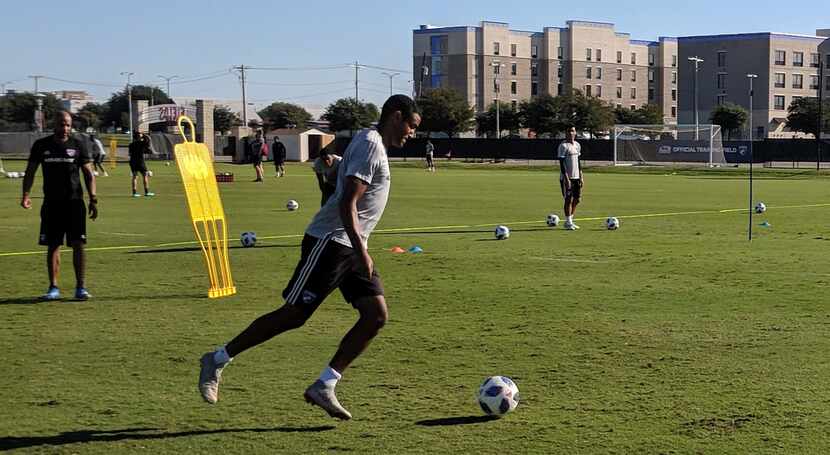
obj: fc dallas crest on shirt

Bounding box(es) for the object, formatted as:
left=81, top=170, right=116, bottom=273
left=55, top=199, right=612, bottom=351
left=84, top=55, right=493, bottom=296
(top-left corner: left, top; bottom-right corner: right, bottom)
left=66, top=148, right=77, bottom=157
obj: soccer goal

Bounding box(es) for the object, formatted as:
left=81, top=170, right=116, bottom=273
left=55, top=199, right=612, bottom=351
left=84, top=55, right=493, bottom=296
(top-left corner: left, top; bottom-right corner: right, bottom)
left=613, top=124, right=726, bottom=167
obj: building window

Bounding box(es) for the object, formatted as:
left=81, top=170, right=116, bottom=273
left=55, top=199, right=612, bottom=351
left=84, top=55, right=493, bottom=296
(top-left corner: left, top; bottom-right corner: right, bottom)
left=431, top=56, right=444, bottom=77
left=775, top=73, right=785, bottom=88
left=810, top=75, right=819, bottom=90
left=756, top=126, right=765, bottom=139
left=531, top=81, right=538, bottom=95
left=671, top=106, right=677, bottom=117
left=531, top=63, right=538, bottom=77
left=648, top=69, right=654, bottom=82
left=596, top=67, right=602, bottom=80
left=617, top=51, right=623, bottom=63
left=585, top=85, right=592, bottom=96
left=430, top=35, right=448, bottom=54
left=648, top=53, right=655, bottom=66
left=616, top=86, right=622, bottom=99
left=717, top=73, right=727, bottom=89
left=558, top=47, right=563, bottom=59
left=672, top=72, right=677, bottom=84
left=672, top=55, right=677, bottom=67
left=557, top=83, right=563, bottom=95
left=631, top=52, right=637, bottom=65
left=793, top=52, right=804, bottom=67
left=511, top=81, right=517, bottom=95
left=493, top=64, right=500, bottom=75
left=493, top=42, right=500, bottom=55
left=826, top=54, right=830, bottom=69
left=631, top=70, right=637, bottom=82
left=511, top=100, right=517, bottom=110
left=596, top=49, right=602, bottom=62
left=716, top=94, right=726, bottom=105
left=811, top=53, right=820, bottom=68
left=557, top=65, right=563, bottom=78
left=511, top=63, right=517, bottom=76
left=510, top=44, right=517, bottom=57
left=717, top=51, right=727, bottom=67
left=774, top=95, right=785, bottom=110
left=586, top=48, right=592, bottom=61
left=596, top=85, right=602, bottom=97
left=531, top=45, right=538, bottom=59
left=648, top=87, right=654, bottom=100
left=630, top=105, right=637, bottom=110
left=792, top=74, right=803, bottom=89
left=630, top=87, right=636, bottom=99
left=775, top=50, right=786, bottom=65
left=616, top=68, right=623, bottom=81
left=586, top=67, right=592, bottom=79
left=671, top=89, right=677, bottom=101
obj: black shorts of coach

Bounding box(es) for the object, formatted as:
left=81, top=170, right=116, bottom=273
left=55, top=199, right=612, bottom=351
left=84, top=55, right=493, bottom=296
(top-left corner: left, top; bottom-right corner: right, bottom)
left=39, top=200, right=87, bottom=247
left=560, top=177, right=582, bottom=200
left=282, top=233, right=384, bottom=316
left=129, top=161, right=148, bottom=175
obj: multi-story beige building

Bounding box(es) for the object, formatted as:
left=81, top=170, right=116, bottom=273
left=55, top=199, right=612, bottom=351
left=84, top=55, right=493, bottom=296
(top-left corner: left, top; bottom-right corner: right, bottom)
left=678, top=31, right=830, bottom=138
left=413, top=20, right=679, bottom=125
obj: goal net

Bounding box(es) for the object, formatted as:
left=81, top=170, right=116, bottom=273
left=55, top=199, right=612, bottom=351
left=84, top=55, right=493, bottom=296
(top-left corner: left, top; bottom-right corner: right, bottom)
left=613, top=124, right=726, bottom=167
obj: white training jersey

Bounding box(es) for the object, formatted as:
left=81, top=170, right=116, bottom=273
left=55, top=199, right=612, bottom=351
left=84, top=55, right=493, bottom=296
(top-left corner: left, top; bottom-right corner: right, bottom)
left=305, top=129, right=391, bottom=248
left=558, top=141, right=581, bottom=180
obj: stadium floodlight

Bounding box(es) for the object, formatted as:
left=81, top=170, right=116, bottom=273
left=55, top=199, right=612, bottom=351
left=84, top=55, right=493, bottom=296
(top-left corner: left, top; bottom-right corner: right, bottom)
left=490, top=61, right=505, bottom=138
left=747, top=74, right=758, bottom=242
left=174, top=115, right=236, bottom=298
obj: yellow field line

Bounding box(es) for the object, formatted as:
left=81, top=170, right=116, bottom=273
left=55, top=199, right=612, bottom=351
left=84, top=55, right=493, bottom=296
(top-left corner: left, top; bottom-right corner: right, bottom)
left=1, top=202, right=827, bottom=257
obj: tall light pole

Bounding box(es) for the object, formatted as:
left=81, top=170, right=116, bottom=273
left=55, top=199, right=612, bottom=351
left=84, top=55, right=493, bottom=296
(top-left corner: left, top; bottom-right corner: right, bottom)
left=28, top=75, right=44, bottom=94
left=157, top=74, right=179, bottom=98
left=381, top=72, right=400, bottom=96
left=688, top=56, right=704, bottom=140
left=490, top=61, right=505, bottom=138
left=747, top=73, right=758, bottom=242
left=120, top=71, right=134, bottom=134
left=34, top=93, right=45, bottom=132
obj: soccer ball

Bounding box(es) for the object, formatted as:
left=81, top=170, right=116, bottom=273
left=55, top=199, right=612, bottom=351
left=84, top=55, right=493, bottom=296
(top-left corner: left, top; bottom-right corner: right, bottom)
left=606, top=217, right=620, bottom=230
left=147, top=170, right=154, bottom=177
left=287, top=200, right=299, bottom=211
left=495, top=225, right=510, bottom=240
left=755, top=202, right=766, bottom=214
left=478, top=376, right=520, bottom=417
left=546, top=214, right=560, bottom=227
left=240, top=231, right=257, bottom=247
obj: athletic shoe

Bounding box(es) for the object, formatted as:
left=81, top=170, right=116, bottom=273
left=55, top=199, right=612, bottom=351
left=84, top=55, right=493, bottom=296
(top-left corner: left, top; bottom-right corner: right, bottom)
left=42, top=286, right=60, bottom=300
left=74, top=288, right=92, bottom=300
left=132, top=192, right=141, bottom=198
left=103, top=172, right=109, bottom=177
left=571, top=223, right=581, bottom=230
left=144, top=192, right=155, bottom=197
left=199, top=352, right=227, bottom=404
left=564, top=222, right=577, bottom=231
left=304, top=380, right=352, bottom=420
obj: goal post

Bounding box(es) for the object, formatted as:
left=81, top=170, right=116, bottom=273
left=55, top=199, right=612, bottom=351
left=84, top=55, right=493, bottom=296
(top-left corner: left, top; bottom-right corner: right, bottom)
left=613, top=124, right=726, bottom=167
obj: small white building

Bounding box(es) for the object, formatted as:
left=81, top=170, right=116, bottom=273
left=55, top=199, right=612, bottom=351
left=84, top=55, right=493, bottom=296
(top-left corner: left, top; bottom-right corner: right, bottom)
left=267, top=128, right=335, bottom=162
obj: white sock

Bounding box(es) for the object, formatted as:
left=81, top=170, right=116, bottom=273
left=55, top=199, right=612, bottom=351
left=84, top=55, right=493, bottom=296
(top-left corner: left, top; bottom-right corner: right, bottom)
left=566, top=215, right=573, bottom=223
left=213, top=346, right=232, bottom=365
left=318, top=366, right=342, bottom=389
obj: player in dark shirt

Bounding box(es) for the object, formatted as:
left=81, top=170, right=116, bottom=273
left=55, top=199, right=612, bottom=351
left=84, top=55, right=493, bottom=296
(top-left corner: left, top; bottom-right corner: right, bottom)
left=21, top=111, right=98, bottom=301
left=128, top=133, right=155, bottom=197
left=272, top=136, right=287, bottom=177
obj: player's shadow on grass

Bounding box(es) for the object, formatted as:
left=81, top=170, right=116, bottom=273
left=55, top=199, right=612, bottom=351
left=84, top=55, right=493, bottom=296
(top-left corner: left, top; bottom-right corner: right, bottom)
left=130, top=244, right=296, bottom=254
left=0, top=425, right=336, bottom=450
left=415, top=415, right=500, bottom=426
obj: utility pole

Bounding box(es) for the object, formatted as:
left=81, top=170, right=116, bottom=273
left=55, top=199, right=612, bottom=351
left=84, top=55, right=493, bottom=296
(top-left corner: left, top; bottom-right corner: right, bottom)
left=688, top=56, right=703, bottom=140
left=747, top=74, right=758, bottom=242
left=381, top=72, right=400, bottom=96
left=233, top=65, right=248, bottom=126
left=28, top=75, right=44, bottom=94
left=157, top=74, right=179, bottom=98
left=354, top=61, right=360, bottom=100
left=120, top=71, right=135, bottom=134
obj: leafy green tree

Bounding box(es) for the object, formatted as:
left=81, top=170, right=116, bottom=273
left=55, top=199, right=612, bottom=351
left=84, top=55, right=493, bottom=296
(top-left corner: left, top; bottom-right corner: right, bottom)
left=416, top=87, right=475, bottom=138
left=519, top=94, right=564, bottom=137
left=213, top=105, right=240, bottom=134
left=614, top=104, right=662, bottom=126
left=709, top=103, right=748, bottom=140
left=75, top=102, right=108, bottom=132
left=258, top=102, right=312, bottom=130
left=0, top=92, right=62, bottom=131
left=321, top=98, right=379, bottom=134
left=786, top=97, right=830, bottom=138
left=475, top=101, right=521, bottom=137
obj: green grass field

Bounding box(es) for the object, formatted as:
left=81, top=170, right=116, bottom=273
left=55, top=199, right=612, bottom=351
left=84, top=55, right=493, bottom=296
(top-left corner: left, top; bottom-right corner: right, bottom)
left=1, top=160, right=829, bottom=453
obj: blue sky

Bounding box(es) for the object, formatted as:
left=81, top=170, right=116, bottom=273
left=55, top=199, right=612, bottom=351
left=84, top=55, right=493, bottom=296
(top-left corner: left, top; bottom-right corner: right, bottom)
left=1, top=0, right=827, bottom=116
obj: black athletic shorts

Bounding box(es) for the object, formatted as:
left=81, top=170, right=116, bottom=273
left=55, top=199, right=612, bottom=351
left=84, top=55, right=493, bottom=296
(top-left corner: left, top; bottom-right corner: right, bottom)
left=251, top=157, right=263, bottom=166
left=282, top=233, right=384, bottom=315
left=130, top=161, right=148, bottom=175
left=39, top=200, right=87, bottom=247
left=560, top=177, right=582, bottom=200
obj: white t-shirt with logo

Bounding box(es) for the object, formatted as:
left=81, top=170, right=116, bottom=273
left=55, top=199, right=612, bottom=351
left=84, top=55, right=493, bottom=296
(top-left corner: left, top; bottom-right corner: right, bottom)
left=558, top=141, right=581, bottom=180
left=306, top=129, right=390, bottom=248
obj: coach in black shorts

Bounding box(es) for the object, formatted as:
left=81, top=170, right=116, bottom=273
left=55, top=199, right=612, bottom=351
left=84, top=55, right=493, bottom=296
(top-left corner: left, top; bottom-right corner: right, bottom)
left=199, top=95, right=422, bottom=420
left=21, top=111, right=98, bottom=301
left=128, top=133, right=154, bottom=197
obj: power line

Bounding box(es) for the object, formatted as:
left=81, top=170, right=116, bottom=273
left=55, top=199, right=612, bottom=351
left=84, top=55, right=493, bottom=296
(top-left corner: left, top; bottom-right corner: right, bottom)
left=246, top=64, right=351, bottom=71
left=246, top=79, right=353, bottom=87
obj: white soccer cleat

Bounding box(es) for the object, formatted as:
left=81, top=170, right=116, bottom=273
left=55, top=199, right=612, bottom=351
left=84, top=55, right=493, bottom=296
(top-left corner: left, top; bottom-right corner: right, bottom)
left=564, top=222, right=577, bottom=231
left=198, top=352, right=227, bottom=404
left=304, top=380, right=352, bottom=420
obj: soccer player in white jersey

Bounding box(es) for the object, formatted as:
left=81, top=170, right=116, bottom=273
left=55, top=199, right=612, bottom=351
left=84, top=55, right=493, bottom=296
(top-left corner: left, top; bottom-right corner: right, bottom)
left=558, top=126, right=584, bottom=230
left=198, top=95, right=421, bottom=420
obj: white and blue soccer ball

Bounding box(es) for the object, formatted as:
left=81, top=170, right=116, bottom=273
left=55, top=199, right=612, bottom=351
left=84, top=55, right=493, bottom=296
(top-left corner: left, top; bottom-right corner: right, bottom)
left=606, top=217, right=620, bottom=230
left=546, top=214, right=560, bottom=227
left=478, top=376, right=520, bottom=417
left=495, top=225, right=510, bottom=240
left=755, top=202, right=766, bottom=214
left=240, top=231, right=257, bottom=247
left=147, top=170, right=153, bottom=177
left=287, top=199, right=299, bottom=211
